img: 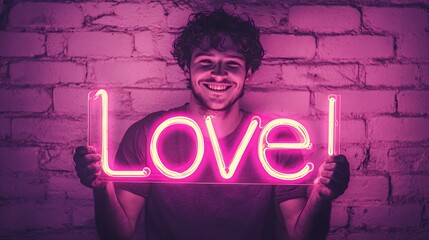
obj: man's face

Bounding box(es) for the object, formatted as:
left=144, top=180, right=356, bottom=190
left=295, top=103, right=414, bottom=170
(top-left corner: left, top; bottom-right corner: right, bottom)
left=187, top=36, right=250, bottom=111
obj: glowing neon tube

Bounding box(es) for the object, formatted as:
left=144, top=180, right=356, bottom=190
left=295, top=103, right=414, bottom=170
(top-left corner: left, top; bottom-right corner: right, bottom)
left=88, top=89, right=340, bottom=183
left=88, top=89, right=151, bottom=177
left=257, top=118, right=314, bottom=181
left=328, top=95, right=341, bottom=156
left=205, top=116, right=259, bottom=179
left=150, top=116, right=204, bottom=179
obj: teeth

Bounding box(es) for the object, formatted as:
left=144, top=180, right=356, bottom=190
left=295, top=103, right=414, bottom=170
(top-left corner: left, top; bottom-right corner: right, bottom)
left=206, top=84, right=228, bottom=91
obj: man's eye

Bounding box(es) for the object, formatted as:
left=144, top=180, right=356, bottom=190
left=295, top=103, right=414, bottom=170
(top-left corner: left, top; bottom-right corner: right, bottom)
left=226, top=62, right=241, bottom=68
left=200, top=60, right=213, bottom=65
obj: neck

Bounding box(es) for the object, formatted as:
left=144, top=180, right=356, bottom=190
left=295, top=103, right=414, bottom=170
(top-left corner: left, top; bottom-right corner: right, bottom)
left=187, top=97, right=243, bottom=138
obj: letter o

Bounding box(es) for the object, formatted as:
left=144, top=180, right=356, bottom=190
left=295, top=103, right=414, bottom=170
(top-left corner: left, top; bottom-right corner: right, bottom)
left=150, top=116, right=204, bottom=179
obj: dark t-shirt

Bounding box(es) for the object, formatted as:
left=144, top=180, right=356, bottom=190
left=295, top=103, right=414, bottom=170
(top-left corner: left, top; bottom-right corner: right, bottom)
left=115, top=104, right=308, bottom=240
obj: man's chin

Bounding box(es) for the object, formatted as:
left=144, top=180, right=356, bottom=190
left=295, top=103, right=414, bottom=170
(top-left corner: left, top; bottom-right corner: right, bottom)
left=194, top=98, right=234, bottom=111
left=201, top=102, right=229, bottom=111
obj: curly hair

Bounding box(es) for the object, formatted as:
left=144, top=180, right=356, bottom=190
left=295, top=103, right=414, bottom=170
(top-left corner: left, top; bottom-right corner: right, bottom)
left=172, top=9, right=264, bottom=73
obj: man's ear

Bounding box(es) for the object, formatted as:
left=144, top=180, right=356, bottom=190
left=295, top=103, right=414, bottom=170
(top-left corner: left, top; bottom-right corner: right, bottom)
left=245, top=69, right=253, bottom=82
left=184, top=66, right=190, bottom=78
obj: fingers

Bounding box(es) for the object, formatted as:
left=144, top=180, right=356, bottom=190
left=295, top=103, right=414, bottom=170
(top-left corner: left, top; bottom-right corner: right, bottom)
left=315, top=155, right=351, bottom=200
left=77, top=163, right=106, bottom=189
left=73, top=146, right=101, bottom=165
left=318, top=175, right=348, bottom=192
left=74, top=146, right=97, bottom=160
left=73, top=146, right=103, bottom=189
left=75, top=152, right=101, bottom=165
left=325, top=155, right=349, bottom=168
left=322, top=163, right=349, bottom=181
left=75, top=161, right=101, bottom=177
left=322, top=155, right=350, bottom=178
left=320, top=164, right=350, bottom=187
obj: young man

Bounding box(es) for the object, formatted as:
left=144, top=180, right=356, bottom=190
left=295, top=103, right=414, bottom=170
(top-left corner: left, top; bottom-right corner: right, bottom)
left=74, top=9, right=350, bottom=240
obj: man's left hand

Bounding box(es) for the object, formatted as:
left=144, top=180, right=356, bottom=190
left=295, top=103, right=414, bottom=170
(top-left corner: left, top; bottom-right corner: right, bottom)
left=313, top=154, right=350, bottom=201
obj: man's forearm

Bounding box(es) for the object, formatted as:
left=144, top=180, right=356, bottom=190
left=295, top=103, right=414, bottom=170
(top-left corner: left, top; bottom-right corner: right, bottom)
left=292, top=193, right=332, bottom=240
left=93, top=182, right=134, bottom=240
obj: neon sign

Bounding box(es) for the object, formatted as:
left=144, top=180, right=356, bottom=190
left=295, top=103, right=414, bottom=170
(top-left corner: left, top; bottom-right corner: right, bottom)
left=151, top=116, right=204, bottom=179
left=88, top=89, right=341, bottom=184
left=205, top=115, right=259, bottom=180
left=257, top=118, right=314, bottom=181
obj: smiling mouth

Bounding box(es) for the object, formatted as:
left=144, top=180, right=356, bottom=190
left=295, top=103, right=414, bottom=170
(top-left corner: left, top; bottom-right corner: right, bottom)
left=203, top=83, right=233, bottom=92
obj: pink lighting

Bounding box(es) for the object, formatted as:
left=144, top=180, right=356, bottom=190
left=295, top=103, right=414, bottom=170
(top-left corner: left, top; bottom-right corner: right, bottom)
left=150, top=116, right=204, bottom=179
left=328, top=95, right=341, bottom=156
left=258, top=118, right=314, bottom=181
left=205, top=115, right=259, bottom=179
left=88, top=89, right=341, bottom=184
left=88, top=89, right=151, bottom=178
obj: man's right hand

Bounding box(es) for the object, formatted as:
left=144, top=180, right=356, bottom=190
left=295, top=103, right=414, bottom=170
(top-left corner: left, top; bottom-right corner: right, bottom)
left=73, top=146, right=106, bottom=189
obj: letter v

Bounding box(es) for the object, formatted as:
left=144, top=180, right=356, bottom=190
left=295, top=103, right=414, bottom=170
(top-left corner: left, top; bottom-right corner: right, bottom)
left=205, top=116, right=259, bottom=179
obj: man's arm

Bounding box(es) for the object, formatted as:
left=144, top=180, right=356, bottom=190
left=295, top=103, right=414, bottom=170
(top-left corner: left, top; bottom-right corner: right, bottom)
left=280, top=155, right=349, bottom=240
left=93, top=183, right=145, bottom=240
left=74, top=146, right=145, bottom=240
left=280, top=195, right=331, bottom=240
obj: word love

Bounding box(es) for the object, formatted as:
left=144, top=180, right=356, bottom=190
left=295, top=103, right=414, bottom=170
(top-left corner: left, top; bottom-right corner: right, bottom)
left=89, top=90, right=340, bottom=183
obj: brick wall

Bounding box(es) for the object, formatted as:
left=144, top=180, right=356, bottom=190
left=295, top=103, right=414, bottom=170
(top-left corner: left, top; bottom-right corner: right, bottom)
left=0, top=0, right=428, bottom=239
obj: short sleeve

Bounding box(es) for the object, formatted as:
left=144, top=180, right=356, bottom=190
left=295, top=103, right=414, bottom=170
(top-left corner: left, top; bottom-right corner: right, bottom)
left=274, top=185, right=308, bottom=204
left=272, top=127, right=309, bottom=204
left=114, top=120, right=151, bottom=198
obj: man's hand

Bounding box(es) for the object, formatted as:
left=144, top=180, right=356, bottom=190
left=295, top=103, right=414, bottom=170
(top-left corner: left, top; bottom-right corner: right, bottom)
left=312, top=154, right=350, bottom=201
left=73, top=146, right=106, bottom=189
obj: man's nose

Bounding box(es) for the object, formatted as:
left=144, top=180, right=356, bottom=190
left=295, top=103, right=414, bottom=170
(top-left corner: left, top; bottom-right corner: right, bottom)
left=211, top=62, right=227, bottom=81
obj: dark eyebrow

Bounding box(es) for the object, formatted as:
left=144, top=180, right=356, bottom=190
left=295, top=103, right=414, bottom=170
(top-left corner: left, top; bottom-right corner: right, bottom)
left=193, top=52, right=214, bottom=59
left=192, top=52, right=245, bottom=61
left=225, top=54, right=245, bottom=61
